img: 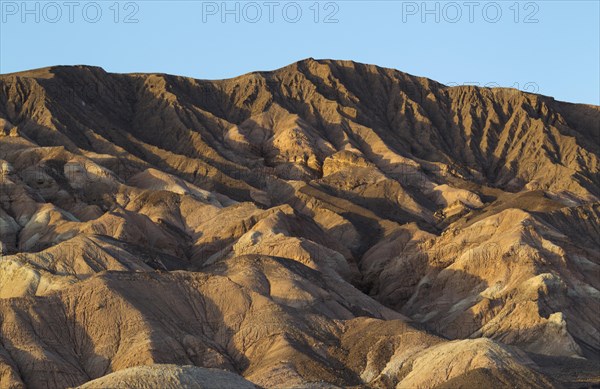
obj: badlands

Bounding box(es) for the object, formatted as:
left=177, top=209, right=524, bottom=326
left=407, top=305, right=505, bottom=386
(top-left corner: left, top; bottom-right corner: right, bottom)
left=0, top=59, right=598, bottom=388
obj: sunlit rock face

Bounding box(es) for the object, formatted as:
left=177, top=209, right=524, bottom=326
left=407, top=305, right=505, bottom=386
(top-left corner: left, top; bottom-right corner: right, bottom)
left=0, top=59, right=598, bottom=388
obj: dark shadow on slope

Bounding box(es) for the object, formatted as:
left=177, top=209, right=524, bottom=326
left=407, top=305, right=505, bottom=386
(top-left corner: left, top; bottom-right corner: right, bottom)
left=528, top=353, right=600, bottom=389
left=0, top=295, right=106, bottom=388
left=102, top=272, right=247, bottom=373
left=106, top=256, right=365, bottom=387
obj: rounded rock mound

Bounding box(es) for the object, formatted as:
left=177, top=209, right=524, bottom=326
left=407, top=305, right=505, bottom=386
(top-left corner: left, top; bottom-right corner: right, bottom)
left=74, top=365, right=256, bottom=389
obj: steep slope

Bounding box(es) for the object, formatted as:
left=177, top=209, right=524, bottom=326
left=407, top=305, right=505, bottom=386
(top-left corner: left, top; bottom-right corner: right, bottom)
left=0, top=59, right=598, bottom=388
left=0, top=255, right=554, bottom=389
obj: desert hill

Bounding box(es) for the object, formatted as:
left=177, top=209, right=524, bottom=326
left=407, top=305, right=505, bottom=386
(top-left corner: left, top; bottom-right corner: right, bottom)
left=0, top=58, right=598, bottom=388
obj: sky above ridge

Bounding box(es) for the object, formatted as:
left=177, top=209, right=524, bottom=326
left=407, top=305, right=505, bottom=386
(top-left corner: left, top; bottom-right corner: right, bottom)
left=1, top=0, right=598, bottom=104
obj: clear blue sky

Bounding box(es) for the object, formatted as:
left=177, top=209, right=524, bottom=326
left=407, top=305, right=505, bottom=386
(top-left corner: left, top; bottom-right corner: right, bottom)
left=1, top=1, right=598, bottom=104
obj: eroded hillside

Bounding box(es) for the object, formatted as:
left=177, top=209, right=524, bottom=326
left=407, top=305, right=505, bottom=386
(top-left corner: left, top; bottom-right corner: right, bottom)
left=0, top=59, right=598, bottom=388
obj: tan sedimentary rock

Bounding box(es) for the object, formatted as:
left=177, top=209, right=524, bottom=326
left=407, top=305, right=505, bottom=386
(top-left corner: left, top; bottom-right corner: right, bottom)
left=0, top=59, right=598, bottom=388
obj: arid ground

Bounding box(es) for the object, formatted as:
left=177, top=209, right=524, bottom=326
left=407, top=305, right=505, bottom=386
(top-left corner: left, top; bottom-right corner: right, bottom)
left=0, top=59, right=598, bottom=388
